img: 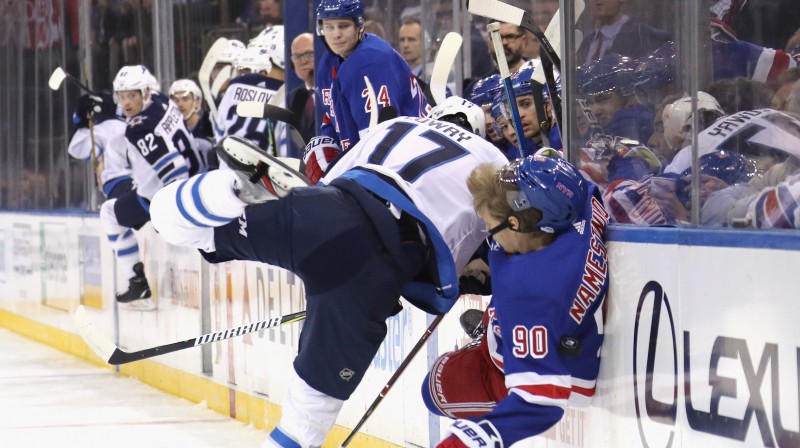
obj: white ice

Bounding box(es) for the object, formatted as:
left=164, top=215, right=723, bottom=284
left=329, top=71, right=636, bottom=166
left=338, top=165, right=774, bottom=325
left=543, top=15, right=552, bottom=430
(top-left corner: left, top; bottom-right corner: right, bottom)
left=0, top=327, right=267, bottom=448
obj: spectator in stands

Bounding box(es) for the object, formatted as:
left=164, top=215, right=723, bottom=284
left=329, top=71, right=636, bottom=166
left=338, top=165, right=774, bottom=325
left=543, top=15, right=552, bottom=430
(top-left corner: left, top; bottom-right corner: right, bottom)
left=288, top=32, right=317, bottom=145
left=398, top=18, right=425, bottom=77
left=498, top=23, right=530, bottom=73
left=771, top=67, right=800, bottom=110
left=577, top=0, right=671, bottom=65
left=364, top=20, right=387, bottom=40
left=706, top=76, right=773, bottom=114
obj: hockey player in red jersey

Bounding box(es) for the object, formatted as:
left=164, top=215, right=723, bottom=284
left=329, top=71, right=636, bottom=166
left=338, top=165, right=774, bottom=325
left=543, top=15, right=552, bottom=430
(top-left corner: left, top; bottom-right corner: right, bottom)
left=423, top=154, right=610, bottom=448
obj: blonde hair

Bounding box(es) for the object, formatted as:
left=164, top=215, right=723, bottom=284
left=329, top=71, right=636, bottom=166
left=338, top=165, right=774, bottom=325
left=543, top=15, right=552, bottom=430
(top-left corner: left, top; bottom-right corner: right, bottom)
left=467, top=162, right=543, bottom=231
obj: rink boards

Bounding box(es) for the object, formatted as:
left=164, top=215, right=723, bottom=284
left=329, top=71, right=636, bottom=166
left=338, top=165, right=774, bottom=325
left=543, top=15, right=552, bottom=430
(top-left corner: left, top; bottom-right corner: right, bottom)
left=0, top=211, right=799, bottom=448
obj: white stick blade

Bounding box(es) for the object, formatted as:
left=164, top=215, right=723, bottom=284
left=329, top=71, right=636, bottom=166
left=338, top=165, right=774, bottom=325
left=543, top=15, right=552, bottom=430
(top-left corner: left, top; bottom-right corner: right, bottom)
left=73, top=305, right=117, bottom=363
left=429, top=32, right=462, bottom=106
left=48, top=67, right=67, bottom=91
left=210, top=65, right=231, bottom=99
left=236, top=101, right=265, bottom=118
left=467, top=0, right=525, bottom=26
left=364, top=76, right=378, bottom=128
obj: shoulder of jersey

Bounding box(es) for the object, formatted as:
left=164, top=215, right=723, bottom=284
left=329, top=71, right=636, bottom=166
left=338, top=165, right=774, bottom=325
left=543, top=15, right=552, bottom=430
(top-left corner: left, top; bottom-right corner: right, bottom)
left=230, top=73, right=270, bottom=88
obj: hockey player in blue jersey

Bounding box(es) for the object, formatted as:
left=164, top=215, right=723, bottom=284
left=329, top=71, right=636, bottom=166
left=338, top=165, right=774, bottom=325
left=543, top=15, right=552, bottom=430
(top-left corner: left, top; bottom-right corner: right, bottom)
left=148, top=97, right=508, bottom=447
left=107, top=65, right=195, bottom=308
left=422, top=154, right=609, bottom=448
left=302, top=0, right=429, bottom=184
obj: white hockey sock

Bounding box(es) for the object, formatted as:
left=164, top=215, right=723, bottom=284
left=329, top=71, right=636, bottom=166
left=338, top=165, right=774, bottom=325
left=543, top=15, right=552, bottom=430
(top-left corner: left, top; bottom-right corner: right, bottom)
left=266, top=374, right=344, bottom=448
left=100, top=199, right=141, bottom=282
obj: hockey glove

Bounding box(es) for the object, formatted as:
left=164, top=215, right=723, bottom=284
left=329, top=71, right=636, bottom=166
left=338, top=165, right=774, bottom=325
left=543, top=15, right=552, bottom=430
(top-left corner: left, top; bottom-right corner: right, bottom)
left=302, top=136, right=340, bottom=184
left=438, top=419, right=503, bottom=448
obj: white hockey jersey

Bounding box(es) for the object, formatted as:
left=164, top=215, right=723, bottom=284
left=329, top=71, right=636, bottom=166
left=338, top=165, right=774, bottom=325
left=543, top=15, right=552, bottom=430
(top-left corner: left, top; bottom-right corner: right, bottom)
left=68, top=118, right=131, bottom=192
left=323, top=116, right=509, bottom=283
left=216, top=73, right=284, bottom=155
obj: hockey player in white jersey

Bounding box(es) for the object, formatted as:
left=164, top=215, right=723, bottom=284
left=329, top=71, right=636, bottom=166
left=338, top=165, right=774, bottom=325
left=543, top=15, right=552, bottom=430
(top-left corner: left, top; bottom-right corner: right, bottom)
left=148, top=97, right=507, bottom=447
left=215, top=29, right=284, bottom=155
left=107, top=65, right=194, bottom=308
left=68, top=92, right=133, bottom=199
left=169, top=79, right=214, bottom=168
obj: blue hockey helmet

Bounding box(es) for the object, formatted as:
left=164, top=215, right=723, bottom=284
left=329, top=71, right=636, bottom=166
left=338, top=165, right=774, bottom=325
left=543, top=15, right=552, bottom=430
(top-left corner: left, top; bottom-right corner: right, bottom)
left=509, top=66, right=536, bottom=96
left=576, top=53, right=639, bottom=96
left=500, top=154, right=589, bottom=233
left=637, top=41, right=677, bottom=90
left=675, top=150, right=759, bottom=204
left=467, top=74, right=502, bottom=107
left=316, top=0, right=364, bottom=21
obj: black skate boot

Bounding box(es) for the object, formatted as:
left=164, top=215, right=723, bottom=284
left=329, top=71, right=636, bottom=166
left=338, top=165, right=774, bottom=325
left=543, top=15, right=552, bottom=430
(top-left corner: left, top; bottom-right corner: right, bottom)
left=215, top=135, right=309, bottom=204
left=117, top=262, right=154, bottom=309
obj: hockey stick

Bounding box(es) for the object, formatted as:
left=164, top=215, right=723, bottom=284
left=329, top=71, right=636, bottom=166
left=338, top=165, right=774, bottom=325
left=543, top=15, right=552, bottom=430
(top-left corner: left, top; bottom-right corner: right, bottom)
left=74, top=305, right=306, bottom=365
left=210, top=65, right=232, bottom=100
left=364, top=75, right=379, bottom=129
left=199, top=37, right=229, bottom=126
left=429, top=32, right=463, bottom=107
left=236, top=101, right=308, bottom=149
left=466, top=0, right=560, bottom=71
left=340, top=314, right=445, bottom=447
left=48, top=66, right=102, bottom=100
left=487, top=22, right=530, bottom=157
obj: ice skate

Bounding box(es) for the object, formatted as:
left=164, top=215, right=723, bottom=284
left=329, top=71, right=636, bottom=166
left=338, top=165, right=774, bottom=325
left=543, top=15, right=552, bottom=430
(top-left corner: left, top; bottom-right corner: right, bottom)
left=216, top=135, right=310, bottom=204
left=116, top=262, right=154, bottom=310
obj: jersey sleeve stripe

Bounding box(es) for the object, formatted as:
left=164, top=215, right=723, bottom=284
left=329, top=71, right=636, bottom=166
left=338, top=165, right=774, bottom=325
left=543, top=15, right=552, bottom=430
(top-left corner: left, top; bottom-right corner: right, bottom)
left=176, top=177, right=212, bottom=228
left=190, top=173, right=235, bottom=224
left=162, top=166, right=190, bottom=184
left=154, top=151, right=182, bottom=171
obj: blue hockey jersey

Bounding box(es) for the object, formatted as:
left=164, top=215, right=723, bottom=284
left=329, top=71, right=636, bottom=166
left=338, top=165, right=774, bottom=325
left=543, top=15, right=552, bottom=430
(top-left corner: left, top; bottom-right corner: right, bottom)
left=477, top=186, right=609, bottom=446
left=316, top=33, right=429, bottom=151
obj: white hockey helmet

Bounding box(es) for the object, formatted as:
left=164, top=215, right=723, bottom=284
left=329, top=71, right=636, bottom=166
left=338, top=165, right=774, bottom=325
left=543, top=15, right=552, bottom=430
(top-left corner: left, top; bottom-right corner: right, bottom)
left=428, top=95, right=487, bottom=139
left=235, top=46, right=273, bottom=74
left=663, top=91, right=724, bottom=149
left=218, top=39, right=247, bottom=65
left=250, top=25, right=285, bottom=70
left=113, top=65, right=156, bottom=106
left=169, top=79, right=203, bottom=119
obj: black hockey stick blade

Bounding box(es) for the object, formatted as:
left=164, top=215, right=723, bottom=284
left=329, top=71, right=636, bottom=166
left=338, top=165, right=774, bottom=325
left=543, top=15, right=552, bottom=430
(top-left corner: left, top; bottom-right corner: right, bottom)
left=466, top=0, right=561, bottom=71
left=340, top=314, right=445, bottom=447
left=236, top=101, right=309, bottom=148
left=378, top=106, right=398, bottom=123
left=74, top=305, right=306, bottom=365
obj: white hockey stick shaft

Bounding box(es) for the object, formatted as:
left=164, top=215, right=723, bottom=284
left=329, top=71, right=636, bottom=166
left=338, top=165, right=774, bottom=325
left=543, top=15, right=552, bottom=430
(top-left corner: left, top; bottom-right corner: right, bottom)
left=364, top=76, right=379, bottom=129
left=488, top=22, right=529, bottom=157
left=198, top=38, right=229, bottom=126
left=429, top=32, right=463, bottom=106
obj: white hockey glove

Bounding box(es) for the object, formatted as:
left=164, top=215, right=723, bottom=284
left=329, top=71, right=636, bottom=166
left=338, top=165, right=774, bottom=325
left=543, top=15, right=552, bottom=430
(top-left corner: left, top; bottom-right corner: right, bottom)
left=302, top=136, right=341, bottom=185
left=437, top=419, right=503, bottom=448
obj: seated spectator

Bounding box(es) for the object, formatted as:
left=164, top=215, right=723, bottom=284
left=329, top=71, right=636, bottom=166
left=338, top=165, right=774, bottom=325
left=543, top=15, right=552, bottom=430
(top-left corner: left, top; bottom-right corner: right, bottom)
left=705, top=76, right=774, bottom=114
left=577, top=0, right=671, bottom=65
left=771, top=67, right=800, bottom=110
left=364, top=19, right=387, bottom=40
